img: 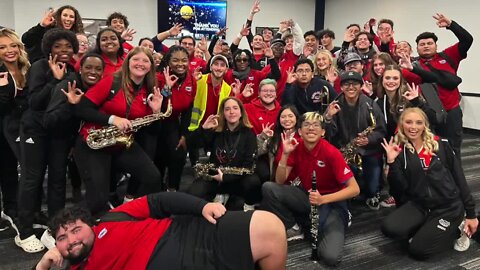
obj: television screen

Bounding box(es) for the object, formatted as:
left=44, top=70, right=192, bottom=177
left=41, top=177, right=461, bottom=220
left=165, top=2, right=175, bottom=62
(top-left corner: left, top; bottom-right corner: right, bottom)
left=167, top=0, right=227, bottom=40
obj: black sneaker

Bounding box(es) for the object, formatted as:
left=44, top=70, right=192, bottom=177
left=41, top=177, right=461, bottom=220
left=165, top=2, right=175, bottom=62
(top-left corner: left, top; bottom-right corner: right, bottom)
left=366, top=196, right=380, bottom=210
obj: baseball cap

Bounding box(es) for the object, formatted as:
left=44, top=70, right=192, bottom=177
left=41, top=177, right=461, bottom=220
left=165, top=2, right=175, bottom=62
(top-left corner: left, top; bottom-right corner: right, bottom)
left=343, top=52, right=362, bottom=65
left=210, top=54, right=229, bottom=68
left=340, top=71, right=364, bottom=85
left=270, top=38, right=286, bottom=47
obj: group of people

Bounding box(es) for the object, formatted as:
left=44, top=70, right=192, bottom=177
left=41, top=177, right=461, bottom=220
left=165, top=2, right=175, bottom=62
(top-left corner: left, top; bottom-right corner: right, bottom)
left=0, top=1, right=477, bottom=269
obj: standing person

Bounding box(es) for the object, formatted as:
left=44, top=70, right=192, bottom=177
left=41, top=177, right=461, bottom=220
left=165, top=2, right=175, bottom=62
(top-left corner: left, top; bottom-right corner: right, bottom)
left=401, top=13, right=472, bottom=156
left=324, top=71, right=386, bottom=210
left=188, top=97, right=261, bottom=212
left=22, top=5, right=83, bottom=63
left=317, top=29, right=341, bottom=56
left=179, top=36, right=208, bottom=73
left=71, top=33, right=89, bottom=66
left=106, top=12, right=135, bottom=54
left=88, top=28, right=124, bottom=77
left=73, top=47, right=163, bottom=216
left=261, top=112, right=359, bottom=266
left=154, top=46, right=197, bottom=192
left=367, top=52, right=396, bottom=98
left=256, top=105, right=301, bottom=182
left=16, top=28, right=79, bottom=253
left=0, top=28, right=30, bottom=229
left=381, top=108, right=478, bottom=259
left=313, top=49, right=338, bottom=84
left=35, top=192, right=287, bottom=270
left=282, top=59, right=337, bottom=115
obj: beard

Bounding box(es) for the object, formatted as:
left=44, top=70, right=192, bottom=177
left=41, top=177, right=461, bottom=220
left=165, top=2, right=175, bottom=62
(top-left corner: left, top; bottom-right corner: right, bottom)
left=66, top=242, right=92, bottom=265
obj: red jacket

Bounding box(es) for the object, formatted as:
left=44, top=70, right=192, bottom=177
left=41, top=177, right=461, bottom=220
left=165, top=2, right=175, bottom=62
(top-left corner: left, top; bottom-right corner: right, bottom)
left=244, top=98, right=281, bottom=135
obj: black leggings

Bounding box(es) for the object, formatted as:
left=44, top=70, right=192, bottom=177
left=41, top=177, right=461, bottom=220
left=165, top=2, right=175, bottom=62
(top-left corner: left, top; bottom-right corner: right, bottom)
left=18, top=131, right=70, bottom=238
left=381, top=200, right=463, bottom=260
left=74, top=137, right=161, bottom=216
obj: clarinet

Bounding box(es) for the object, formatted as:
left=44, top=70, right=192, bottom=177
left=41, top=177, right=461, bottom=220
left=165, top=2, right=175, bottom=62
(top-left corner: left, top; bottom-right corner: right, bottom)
left=310, top=171, right=319, bottom=262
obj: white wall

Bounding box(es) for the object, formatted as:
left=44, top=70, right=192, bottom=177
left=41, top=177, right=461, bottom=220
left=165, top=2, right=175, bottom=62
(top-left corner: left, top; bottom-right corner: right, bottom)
left=325, top=0, right=479, bottom=129
left=0, top=0, right=14, bottom=29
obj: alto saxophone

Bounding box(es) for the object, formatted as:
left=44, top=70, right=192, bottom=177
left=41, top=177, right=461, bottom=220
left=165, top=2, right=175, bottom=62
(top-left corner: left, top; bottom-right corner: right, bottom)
left=340, top=102, right=376, bottom=172
left=193, top=162, right=255, bottom=179
left=86, top=99, right=172, bottom=149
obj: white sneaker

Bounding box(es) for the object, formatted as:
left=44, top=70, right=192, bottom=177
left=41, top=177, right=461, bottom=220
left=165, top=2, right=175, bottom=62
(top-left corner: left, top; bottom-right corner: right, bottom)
left=123, top=196, right=134, bottom=204
left=1, top=211, right=19, bottom=235
left=243, top=203, right=255, bottom=212
left=454, top=220, right=471, bottom=252
left=40, top=229, right=56, bottom=250
left=213, top=194, right=230, bottom=205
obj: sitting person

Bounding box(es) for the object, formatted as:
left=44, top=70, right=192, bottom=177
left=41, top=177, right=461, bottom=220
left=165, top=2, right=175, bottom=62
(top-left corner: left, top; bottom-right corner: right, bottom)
left=261, top=112, right=359, bottom=266
left=381, top=107, right=478, bottom=259
left=35, top=192, right=287, bottom=270
left=188, top=97, right=261, bottom=211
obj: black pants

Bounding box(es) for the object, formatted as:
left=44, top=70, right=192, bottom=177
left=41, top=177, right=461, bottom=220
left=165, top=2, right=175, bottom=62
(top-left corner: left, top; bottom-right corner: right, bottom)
left=18, top=131, right=70, bottom=238
left=74, top=137, right=161, bottom=216
left=0, top=117, right=18, bottom=217
left=438, top=105, right=463, bottom=156
left=154, top=120, right=187, bottom=191
left=255, top=155, right=270, bottom=183
left=381, top=200, right=463, bottom=260
left=188, top=174, right=261, bottom=205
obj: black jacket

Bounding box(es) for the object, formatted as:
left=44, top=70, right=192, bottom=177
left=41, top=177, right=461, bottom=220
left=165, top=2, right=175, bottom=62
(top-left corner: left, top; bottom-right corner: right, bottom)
left=199, top=125, right=257, bottom=183
left=325, top=94, right=386, bottom=156
left=21, top=24, right=53, bottom=64
left=388, top=138, right=476, bottom=219
left=0, top=64, right=17, bottom=116
left=282, top=77, right=337, bottom=115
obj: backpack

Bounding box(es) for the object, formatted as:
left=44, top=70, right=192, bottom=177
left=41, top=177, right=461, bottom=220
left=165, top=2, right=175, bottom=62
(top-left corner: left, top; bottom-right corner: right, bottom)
left=419, top=83, right=448, bottom=126
left=413, top=52, right=462, bottom=90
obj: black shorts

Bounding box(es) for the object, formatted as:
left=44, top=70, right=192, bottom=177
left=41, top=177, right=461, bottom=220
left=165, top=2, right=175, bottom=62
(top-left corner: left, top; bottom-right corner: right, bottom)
left=147, top=211, right=254, bottom=270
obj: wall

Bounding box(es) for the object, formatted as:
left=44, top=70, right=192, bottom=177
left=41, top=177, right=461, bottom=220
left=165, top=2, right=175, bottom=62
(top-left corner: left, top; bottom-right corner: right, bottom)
left=0, top=0, right=15, bottom=29
left=324, top=0, right=480, bottom=129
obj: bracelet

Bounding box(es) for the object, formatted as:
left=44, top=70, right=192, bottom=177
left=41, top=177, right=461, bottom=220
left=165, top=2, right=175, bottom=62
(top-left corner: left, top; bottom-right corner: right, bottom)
left=108, top=115, right=115, bottom=125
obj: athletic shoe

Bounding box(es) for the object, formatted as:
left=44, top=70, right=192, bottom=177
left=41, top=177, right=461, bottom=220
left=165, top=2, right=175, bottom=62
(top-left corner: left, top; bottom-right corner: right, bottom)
left=366, top=196, right=380, bottom=210
left=213, top=194, right=230, bottom=205
left=286, top=224, right=304, bottom=241
left=380, top=196, right=396, bottom=208
left=123, top=195, right=134, bottom=204
left=32, top=211, right=49, bottom=230
left=40, top=229, right=56, bottom=250
left=454, top=220, right=471, bottom=252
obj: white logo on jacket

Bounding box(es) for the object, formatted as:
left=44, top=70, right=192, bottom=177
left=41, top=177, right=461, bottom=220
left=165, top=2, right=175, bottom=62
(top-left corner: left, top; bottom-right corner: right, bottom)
left=98, top=227, right=108, bottom=239
left=317, top=160, right=325, bottom=167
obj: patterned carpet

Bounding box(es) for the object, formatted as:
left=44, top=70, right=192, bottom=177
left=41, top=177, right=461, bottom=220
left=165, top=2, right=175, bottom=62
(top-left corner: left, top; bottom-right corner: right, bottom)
left=1, top=134, right=480, bottom=270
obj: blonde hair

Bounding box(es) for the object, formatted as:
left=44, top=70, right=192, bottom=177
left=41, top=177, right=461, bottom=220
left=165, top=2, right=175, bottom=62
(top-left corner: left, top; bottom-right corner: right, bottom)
left=117, top=47, right=157, bottom=105
left=215, top=97, right=252, bottom=132
left=0, top=28, right=30, bottom=88
left=394, top=107, right=438, bottom=154
left=313, top=49, right=335, bottom=77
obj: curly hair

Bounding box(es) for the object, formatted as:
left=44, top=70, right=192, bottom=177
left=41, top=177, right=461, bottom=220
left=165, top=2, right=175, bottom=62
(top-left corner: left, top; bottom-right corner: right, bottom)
left=394, top=107, right=438, bottom=155
left=49, top=206, right=95, bottom=238
left=107, top=12, right=130, bottom=29
left=0, top=28, right=30, bottom=88
left=158, top=45, right=189, bottom=74
left=41, top=28, right=79, bottom=57
left=54, top=5, right=84, bottom=33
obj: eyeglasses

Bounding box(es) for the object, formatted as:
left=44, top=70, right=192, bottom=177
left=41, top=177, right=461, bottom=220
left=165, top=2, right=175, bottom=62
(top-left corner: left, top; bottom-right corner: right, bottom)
left=345, top=61, right=361, bottom=69
left=79, top=41, right=89, bottom=46
left=260, top=89, right=276, bottom=94
left=301, top=122, right=322, bottom=129
left=235, top=58, right=249, bottom=63
left=181, top=42, right=194, bottom=47
left=296, top=69, right=312, bottom=74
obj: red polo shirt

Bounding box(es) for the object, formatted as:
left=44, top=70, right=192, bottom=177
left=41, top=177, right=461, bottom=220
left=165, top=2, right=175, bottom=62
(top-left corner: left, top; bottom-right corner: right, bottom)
left=287, top=138, right=353, bottom=193
left=157, top=72, right=196, bottom=120
left=101, top=53, right=124, bottom=78
left=189, top=55, right=207, bottom=73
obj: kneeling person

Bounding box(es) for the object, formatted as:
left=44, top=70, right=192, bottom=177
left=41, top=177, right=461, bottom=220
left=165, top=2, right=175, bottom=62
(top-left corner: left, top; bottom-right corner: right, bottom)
left=261, top=112, right=359, bottom=266
left=35, top=192, right=287, bottom=270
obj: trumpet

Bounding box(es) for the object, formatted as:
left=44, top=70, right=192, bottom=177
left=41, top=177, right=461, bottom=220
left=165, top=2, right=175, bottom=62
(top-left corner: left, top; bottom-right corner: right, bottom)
left=86, top=99, right=172, bottom=149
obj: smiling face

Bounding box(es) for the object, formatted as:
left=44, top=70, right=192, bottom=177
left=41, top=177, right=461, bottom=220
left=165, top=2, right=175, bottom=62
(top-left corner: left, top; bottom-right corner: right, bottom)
left=355, top=33, right=371, bottom=51
left=234, top=52, right=249, bottom=71
left=395, top=41, right=412, bottom=57
left=341, top=80, right=362, bottom=103
left=373, top=58, right=386, bottom=76
left=55, top=219, right=95, bottom=265
left=210, top=59, right=228, bottom=80
left=299, top=119, right=324, bottom=144
left=315, top=53, right=331, bottom=71
left=140, top=39, right=154, bottom=53
left=251, top=35, right=264, bottom=50
left=110, top=18, right=126, bottom=33
left=60, top=9, right=75, bottom=30
left=262, top=29, right=273, bottom=43
left=401, top=111, right=425, bottom=143
left=279, top=108, right=297, bottom=131
left=51, top=39, right=74, bottom=63
left=99, top=30, right=120, bottom=56
left=304, top=34, right=318, bottom=50
left=382, top=69, right=401, bottom=94
left=180, top=37, right=195, bottom=56
left=0, top=36, right=20, bottom=63
left=77, top=34, right=89, bottom=55
left=223, top=99, right=241, bottom=126
left=169, top=50, right=189, bottom=77
left=258, top=83, right=276, bottom=106
left=128, top=52, right=152, bottom=81
left=80, top=56, right=103, bottom=87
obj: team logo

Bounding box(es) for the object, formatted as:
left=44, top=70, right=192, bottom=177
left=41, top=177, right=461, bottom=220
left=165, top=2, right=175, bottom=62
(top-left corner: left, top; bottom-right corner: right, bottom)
left=439, top=59, right=447, bottom=64
left=258, top=116, right=263, bottom=120
left=343, top=167, right=351, bottom=175
left=142, top=98, right=147, bottom=104
left=317, top=160, right=325, bottom=167
left=311, top=91, right=322, bottom=103
left=186, top=86, right=192, bottom=92
left=191, top=61, right=197, bottom=65
left=98, top=228, right=108, bottom=239
left=248, top=76, right=254, bottom=81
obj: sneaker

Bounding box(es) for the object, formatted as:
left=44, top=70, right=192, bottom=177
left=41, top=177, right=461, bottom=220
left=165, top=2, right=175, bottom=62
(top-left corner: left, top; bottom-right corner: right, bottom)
left=1, top=211, right=19, bottom=235
left=286, top=224, right=304, bottom=241
left=123, top=195, right=134, bottom=204
left=347, top=210, right=352, bottom=228
left=32, top=211, right=49, bottom=230
left=454, top=220, right=471, bottom=252
left=380, top=196, right=396, bottom=208
left=243, top=203, right=255, bottom=212
left=213, top=194, right=230, bottom=205
left=40, top=229, right=56, bottom=250
left=366, top=196, right=380, bottom=210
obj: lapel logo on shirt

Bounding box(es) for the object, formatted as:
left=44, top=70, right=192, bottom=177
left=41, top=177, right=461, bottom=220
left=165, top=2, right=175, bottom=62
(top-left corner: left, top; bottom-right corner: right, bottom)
left=439, top=59, right=447, bottom=65
left=343, top=167, right=351, bottom=175
left=317, top=160, right=325, bottom=167
left=186, top=86, right=192, bottom=92
left=248, top=76, right=254, bottom=81
left=258, top=116, right=263, bottom=120
left=142, top=97, right=147, bottom=104
left=191, top=62, right=197, bottom=65
left=98, top=227, right=108, bottom=239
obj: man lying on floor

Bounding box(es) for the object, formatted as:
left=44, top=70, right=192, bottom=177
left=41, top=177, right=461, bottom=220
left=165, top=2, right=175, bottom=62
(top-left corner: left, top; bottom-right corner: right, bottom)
left=35, top=192, right=287, bottom=270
